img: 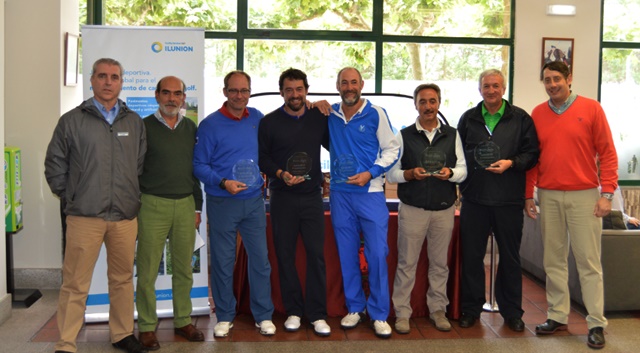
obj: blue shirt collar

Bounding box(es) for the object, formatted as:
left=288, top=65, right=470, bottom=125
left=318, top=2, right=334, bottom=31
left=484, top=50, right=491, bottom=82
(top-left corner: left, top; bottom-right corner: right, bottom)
left=92, top=98, right=120, bottom=125
left=548, top=92, right=577, bottom=115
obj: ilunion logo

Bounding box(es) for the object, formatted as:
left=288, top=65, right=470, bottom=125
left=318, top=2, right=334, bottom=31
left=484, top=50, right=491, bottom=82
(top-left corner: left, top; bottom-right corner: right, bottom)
left=151, top=42, right=163, bottom=53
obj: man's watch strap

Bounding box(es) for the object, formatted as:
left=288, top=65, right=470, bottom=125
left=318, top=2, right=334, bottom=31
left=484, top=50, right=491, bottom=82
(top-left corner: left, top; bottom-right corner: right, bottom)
left=219, top=178, right=227, bottom=190
left=601, top=192, right=614, bottom=201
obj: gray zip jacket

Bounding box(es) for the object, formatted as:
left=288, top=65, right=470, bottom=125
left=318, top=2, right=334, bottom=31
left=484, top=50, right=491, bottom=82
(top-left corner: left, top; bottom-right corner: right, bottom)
left=45, top=98, right=147, bottom=221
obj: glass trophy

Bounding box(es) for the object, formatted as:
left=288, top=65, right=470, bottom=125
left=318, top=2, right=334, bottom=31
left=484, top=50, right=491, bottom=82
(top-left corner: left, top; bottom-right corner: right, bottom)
left=287, top=152, right=312, bottom=180
left=420, top=147, right=446, bottom=174
left=232, top=159, right=262, bottom=189
left=474, top=141, right=501, bottom=168
left=333, top=154, right=358, bottom=183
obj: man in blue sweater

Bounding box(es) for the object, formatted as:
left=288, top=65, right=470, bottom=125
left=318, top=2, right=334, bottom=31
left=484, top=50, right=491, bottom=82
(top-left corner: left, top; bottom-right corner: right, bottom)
left=193, top=71, right=275, bottom=338
left=328, top=67, right=400, bottom=338
left=258, top=68, right=331, bottom=336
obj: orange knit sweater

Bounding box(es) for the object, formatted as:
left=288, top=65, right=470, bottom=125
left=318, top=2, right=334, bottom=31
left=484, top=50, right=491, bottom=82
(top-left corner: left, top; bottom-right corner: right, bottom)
left=525, top=96, right=618, bottom=198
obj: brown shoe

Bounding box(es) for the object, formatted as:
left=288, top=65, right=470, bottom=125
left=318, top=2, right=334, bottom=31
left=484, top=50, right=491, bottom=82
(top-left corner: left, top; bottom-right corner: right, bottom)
left=138, top=331, right=160, bottom=351
left=175, top=323, right=205, bottom=341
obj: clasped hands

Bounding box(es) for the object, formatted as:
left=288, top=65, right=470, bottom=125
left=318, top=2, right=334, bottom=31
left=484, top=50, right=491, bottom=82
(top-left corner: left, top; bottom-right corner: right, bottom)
left=407, top=167, right=451, bottom=181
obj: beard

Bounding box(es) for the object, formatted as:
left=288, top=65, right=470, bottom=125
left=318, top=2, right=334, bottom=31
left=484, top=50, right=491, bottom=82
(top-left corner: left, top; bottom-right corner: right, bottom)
left=340, top=90, right=361, bottom=106
left=285, top=97, right=305, bottom=112
left=159, top=103, right=180, bottom=117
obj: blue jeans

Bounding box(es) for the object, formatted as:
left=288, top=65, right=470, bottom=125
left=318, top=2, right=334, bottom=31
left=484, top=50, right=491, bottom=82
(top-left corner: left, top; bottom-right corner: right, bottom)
left=206, top=195, right=273, bottom=322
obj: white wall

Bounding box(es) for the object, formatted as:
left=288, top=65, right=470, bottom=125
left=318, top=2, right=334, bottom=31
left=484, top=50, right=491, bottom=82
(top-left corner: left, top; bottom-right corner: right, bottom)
left=5, top=0, right=80, bottom=274
left=2, top=0, right=603, bottom=279
left=0, top=0, right=10, bottom=325
left=513, top=0, right=602, bottom=112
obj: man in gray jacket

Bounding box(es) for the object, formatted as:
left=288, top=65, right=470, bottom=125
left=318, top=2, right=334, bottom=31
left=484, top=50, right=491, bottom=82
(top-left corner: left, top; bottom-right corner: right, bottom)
left=45, top=58, right=148, bottom=353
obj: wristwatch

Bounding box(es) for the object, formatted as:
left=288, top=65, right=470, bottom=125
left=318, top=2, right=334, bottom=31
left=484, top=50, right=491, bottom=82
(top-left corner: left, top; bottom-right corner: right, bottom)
left=448, top=168, right=454, bottom=179
left=219, top=178, right=228, bottom=190
left=601, top=193, right=614, bottom=201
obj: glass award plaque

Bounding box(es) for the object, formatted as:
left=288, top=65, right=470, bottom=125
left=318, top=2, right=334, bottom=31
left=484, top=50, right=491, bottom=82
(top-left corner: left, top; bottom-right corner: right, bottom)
left=420, top=147, right=446, bottom=174
left=474, top=141, right=501, bottom=168
left=287, top=152, right=312, bottom=180
left=232, top=159, right=262, bottom=189
left=333, top=154, right=358, bottom=183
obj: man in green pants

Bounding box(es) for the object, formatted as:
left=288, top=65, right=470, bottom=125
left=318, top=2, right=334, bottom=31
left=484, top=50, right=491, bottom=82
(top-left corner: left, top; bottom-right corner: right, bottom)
left=135, top=76, right=204, bottom=350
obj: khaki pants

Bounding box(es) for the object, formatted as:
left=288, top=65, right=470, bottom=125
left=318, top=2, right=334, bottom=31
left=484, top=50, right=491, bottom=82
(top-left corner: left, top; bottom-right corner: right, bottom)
left=539, top=188, right=607, bottom=329
left=55, top=215, right=137, bottom=352
left=393, top=203, right=454, bottom=318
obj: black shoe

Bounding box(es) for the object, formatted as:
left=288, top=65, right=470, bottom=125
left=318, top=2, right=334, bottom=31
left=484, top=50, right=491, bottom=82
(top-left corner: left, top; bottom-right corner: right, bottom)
left=458, top=313, right=477, bottom=328
left=587, top=327, right=605, bottom=349
left=506, top=317, right=525, bottom=332
left=112, top=335, right=149, bottom=353
left=535, top=319, right=568, bottom=335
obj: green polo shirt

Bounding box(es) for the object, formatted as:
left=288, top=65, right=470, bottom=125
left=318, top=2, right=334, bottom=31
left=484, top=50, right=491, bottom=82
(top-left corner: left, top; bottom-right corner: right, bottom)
left=482, top=99, right=506, bottom=133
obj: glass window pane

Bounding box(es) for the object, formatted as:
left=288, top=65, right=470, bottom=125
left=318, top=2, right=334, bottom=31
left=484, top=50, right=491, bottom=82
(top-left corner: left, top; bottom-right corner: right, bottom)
left=79, top=0, right=87, bottom=26
left=105, top=0, right=236, bottom=31
left=382, top=43, right=509, bottom=127
left=603, top=0, right=640, bottom=42
left=601, top=48, right=640, bottom=180
left=248, top=0, right=373, bottom=31
left=204, top=39, right=237, bottom=115
left=383, top=0, right=510, bottom=38
left=243, top=39, right=376, bottom=95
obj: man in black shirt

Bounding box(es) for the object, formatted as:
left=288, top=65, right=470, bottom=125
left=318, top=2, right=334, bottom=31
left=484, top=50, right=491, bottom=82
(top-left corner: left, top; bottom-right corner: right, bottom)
left=258, top=68, right=331, bottom=336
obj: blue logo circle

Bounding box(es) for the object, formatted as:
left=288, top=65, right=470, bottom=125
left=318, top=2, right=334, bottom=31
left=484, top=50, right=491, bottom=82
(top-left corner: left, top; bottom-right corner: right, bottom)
left=151, top=42, right=163, bottom=53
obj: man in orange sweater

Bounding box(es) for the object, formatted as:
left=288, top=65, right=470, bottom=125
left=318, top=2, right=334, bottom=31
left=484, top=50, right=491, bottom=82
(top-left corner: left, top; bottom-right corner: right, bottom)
left=525, top=62, right=618, bottom=350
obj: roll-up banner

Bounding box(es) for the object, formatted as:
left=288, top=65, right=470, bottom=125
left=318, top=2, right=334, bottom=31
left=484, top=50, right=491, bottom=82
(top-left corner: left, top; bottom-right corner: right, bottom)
left=81, top=25, right=208, bottom=322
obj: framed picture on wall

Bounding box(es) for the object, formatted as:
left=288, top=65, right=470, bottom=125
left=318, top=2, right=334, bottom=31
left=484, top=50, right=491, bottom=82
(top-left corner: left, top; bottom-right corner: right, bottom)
left=541, top=37, right=574, bottom=80
left=64, top=32, right=79, bottom=86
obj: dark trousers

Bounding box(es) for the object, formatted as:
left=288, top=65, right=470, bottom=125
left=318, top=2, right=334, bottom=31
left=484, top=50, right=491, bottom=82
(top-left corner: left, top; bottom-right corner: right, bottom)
left=460, top=200, right=524, bottom=319
left=270, top=189, right=327, bottom=322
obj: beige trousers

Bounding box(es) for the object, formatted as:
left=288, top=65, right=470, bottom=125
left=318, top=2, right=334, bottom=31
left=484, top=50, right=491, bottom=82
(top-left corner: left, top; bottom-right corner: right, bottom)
left=539, top=188, right=607, bottom=329
left=392, top=203, right=455, bottom=318
left=55, top=215, right=137, bottom=352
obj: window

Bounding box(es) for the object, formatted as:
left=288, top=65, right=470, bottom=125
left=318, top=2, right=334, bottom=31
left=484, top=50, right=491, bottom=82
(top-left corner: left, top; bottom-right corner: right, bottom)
left=243, top=40, right=376, bottom=93
left=104, top=0, right=237, bottom=31
left=383, top=0, right=511, bottom=38
left=601, top=0, right=640, bottom=183
left=85, top=0, right=514, bottom=177
left=248, top=0, right=373, bottom=31
left=382, top=42, right=509, bottom=127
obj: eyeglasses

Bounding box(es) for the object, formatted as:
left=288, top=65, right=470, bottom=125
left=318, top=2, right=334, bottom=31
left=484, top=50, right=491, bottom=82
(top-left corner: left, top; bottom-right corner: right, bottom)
left=226, top=88, right=251, bottom=96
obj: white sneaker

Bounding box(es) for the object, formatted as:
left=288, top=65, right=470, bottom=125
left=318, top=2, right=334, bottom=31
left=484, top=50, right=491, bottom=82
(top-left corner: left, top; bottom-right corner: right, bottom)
left=373, top=320, right=392, bottom=338
left=255, top=320, right=276, bottom=336
left=214, top=321, right=233, bottom=337
left=341, top=312, right=364, bottom=329
left=284, top=315, right=301, bottom=332
left=311, top=319, right=331, bottom=337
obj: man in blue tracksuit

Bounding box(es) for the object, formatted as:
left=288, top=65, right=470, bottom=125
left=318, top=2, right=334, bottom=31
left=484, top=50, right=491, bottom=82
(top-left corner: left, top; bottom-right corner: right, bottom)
left=328, top=67, right=400, bottom=338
